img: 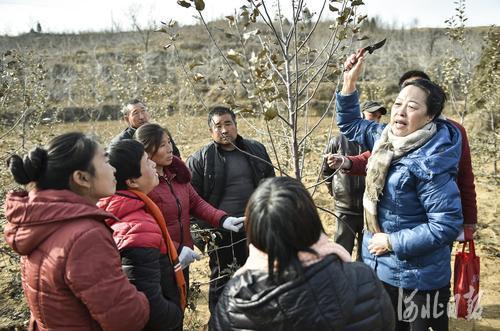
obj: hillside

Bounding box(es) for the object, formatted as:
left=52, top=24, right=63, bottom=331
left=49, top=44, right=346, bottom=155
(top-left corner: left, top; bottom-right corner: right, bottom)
left=0, top=23, right=494, bottom=121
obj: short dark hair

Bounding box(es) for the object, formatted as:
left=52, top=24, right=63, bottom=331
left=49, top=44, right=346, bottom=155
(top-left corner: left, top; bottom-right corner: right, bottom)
left=245, top=177, right=324, bottom=284
left=8, top=132, right=97, bottom=190
left=402, top=78, right=447, bottom=120
left=107, top=139, right=144, bottom=190
left=121, top=98, right=145, bottom=116
left=207, top=106, right=236, bottom=128
left=135, top=123, right=170, bottom=157
left=398, top=70, right=431, bottom=88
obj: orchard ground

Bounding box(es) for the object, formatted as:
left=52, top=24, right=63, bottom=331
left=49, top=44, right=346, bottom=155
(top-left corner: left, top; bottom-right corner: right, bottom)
left=0, top=113, right=498, bottom=330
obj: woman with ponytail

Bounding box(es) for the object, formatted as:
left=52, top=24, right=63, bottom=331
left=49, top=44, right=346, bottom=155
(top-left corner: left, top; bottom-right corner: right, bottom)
left=3, top=132, right=149, bottom=331
left=98, top=139, right=185, bottom=331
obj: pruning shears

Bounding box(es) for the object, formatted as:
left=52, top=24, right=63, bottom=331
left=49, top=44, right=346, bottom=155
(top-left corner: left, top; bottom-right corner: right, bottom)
left=345, top=38, right=387, bottom=70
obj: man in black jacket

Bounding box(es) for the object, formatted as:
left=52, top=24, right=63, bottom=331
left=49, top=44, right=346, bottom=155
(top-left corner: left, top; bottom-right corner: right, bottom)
left=187, top=106, right=275, bottom=314
left=322, top=101, right=386, bottom=260
left=111, top=98, right=180, bottom=157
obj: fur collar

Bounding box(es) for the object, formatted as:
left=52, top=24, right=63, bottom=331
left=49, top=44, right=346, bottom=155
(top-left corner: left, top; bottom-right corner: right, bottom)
left=163, top=156, right=191, bottom=184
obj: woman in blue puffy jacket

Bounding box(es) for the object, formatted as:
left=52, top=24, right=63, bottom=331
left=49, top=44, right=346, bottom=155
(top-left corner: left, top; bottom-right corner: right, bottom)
left=336, top=51, right=463, bottom=331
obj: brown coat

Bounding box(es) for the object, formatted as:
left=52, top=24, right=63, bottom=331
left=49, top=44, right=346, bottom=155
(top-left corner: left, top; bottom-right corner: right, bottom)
left=3, top=189, right=150, bottom=331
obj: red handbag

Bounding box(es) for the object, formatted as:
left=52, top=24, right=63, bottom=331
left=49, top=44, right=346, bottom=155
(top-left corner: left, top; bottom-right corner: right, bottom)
left=453, top=240, right=481, bottom=319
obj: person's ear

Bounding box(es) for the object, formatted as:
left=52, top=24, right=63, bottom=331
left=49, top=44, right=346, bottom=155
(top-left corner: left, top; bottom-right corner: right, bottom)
left=125, top=178, right=140, bottom=189
left=71, top=170, right=91, bottom=189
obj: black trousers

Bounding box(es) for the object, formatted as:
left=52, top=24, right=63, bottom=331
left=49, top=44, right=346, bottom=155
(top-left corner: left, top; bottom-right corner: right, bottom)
left=334, top=212, right=364, bottom=261
left=207, top=229, right=248, bottom=313
left=383, top=282, right=450, bottom=331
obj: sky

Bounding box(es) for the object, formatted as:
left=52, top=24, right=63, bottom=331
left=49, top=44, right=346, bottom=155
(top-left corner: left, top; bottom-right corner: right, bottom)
left=0, top=0, right=498, bottom=36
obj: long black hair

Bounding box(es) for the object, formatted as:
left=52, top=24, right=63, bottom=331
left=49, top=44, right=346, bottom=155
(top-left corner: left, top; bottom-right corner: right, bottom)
left=8, top=132, right=98, bottom=190
left=245, top=177, right=324, bottom=284
left=107, top=139, right=144, bottom=190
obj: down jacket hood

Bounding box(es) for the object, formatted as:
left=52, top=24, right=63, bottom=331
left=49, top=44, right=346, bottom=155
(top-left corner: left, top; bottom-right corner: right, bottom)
left=98, top=191, right=145, bottom=225
left=98, top=190, right=167, bottom=254
left=397, top=119, right=462, bottom=180
left=4, top=189, right=116, bottom=256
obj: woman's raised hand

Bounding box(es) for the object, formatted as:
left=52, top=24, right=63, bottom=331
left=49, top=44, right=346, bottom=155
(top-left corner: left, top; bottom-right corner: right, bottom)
left=342, top=49, right=365, bottom=95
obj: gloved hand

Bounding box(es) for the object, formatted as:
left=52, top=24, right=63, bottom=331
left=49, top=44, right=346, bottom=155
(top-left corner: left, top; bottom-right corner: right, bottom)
left=178, top=246, right=201, bottom=269
left=222, top=216, right=245, bottom=232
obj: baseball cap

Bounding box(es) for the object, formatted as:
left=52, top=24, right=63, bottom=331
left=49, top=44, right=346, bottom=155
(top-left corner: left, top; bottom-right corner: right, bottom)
left=361, top=101, right=387, bottom=115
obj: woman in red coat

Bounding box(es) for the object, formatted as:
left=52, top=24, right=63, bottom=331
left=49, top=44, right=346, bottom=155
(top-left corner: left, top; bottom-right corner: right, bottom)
left=135, top=123, right=244, bottom=283
left=4, top=132, right=149, bottom=331
left=99, top=139, right=185, bottom=331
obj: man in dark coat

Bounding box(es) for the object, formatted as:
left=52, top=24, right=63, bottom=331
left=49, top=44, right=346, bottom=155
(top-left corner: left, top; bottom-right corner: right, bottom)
left=322, top=101, right=386, bottom=260
left=111, top=98, right=180, bottom=157
left=187, top=106, right=275, bottom=314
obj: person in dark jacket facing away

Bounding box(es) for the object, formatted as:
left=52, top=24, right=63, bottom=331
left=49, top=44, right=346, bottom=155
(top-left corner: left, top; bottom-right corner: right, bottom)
left=187, top=106, right=275, bottom=314
left=111, top=98, right=181, bottom=157
left=4, top=132, right=149, bottom=331
left=322, top=100, right=386, bottom=260
left=212, top=177, right=395, bottom=331
left=99, top=139, right=184, bottom=331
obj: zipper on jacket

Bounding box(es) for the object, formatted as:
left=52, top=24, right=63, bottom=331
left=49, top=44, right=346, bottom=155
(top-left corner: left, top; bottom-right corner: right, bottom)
left=163, top=177, right=184, bottom=250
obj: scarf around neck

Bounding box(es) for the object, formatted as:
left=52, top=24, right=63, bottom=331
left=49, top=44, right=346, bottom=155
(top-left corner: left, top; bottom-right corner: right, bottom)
left=363, top=121, right=437, bottom=233
left=128, top=189, right=187, bottom=311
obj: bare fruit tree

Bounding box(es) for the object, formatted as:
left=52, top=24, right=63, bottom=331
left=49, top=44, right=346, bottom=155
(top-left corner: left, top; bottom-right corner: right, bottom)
left=168, top=0, right=368, bottom=181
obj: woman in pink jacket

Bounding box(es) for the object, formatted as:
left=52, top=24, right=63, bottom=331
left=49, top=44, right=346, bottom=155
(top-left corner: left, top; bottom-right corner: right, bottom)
left=4, top=132, right=149, bottom=331
left=135, top=124, right=244, bottom=283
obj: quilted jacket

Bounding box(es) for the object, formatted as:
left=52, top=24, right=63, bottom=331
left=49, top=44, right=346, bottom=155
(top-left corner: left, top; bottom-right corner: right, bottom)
left=3, top=189, right=149, bottom=331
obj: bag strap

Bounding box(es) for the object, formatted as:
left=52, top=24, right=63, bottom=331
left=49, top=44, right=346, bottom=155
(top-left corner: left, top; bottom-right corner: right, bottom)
left=129, top=189, right=187, bottom=311
left=469, top=239, right=476, bottom=256
left=461, top=240, right=477, bottom=257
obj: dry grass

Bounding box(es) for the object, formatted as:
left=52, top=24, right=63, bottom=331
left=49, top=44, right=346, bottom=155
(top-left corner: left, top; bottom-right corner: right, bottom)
left=0, top=113, right=498, bottom=330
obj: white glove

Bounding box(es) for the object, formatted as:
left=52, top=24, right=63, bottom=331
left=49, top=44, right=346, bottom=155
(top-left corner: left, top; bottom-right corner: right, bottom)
left=222, top=216, right=245, bottom=232
left=178, top=246, right=201, bottom=269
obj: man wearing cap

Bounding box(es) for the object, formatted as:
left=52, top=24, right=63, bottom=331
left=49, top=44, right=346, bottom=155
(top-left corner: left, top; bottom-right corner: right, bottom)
left=322, top=100, right=386, bottom=260
left=360, top=100, right=386, bottom=122
left=110, top=98, right=181, bottom=157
